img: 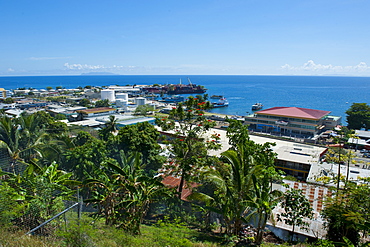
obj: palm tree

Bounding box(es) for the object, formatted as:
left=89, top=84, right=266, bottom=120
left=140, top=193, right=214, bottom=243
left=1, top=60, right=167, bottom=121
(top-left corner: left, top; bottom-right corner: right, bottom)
left=190, top=122, right=282, bottom=244
left=105, top=115, right=119, bottom=133
left=99, top=115, right=119, bottom=140
left=250, top=166, right=282, bottom=245
left=0, top=116, right=22, bottom=173
left=0, top=114, right=62, bottom=173
left=85, top=151, right=170, bottom=234
left=156, top=96, right=217, bottom=199
left=190, top=143, right=259, bottom=236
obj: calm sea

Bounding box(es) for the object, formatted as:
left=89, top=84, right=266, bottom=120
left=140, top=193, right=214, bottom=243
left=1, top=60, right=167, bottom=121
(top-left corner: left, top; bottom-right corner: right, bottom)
left=1, top=75, right=369, bottom=122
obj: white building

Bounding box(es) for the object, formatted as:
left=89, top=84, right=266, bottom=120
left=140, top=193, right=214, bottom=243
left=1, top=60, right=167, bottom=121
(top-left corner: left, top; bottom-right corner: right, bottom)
left=135, top=97, right=146, bottom=106
left=101, top=89, right=115, bottom=102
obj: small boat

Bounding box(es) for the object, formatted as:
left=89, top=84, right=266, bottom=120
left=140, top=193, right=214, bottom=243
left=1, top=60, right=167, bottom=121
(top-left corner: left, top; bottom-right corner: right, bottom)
left=210, top=95, right=223, bottom=99
left=252, top=103, right=263, bottom=111
left=212, top=97, right=229, bottom=108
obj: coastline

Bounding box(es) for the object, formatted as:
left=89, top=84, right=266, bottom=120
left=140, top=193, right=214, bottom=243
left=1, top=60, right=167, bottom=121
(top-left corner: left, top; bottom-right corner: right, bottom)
left=2, top=75, right=370, bottom=121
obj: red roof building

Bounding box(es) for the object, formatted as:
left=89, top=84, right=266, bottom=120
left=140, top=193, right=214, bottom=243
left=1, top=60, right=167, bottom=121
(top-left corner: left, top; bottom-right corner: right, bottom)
left=76, top=107, right=116, bottom=118
left=245, top=107, right=341, bottom=137
left=256, top=107, right=330, bottom=120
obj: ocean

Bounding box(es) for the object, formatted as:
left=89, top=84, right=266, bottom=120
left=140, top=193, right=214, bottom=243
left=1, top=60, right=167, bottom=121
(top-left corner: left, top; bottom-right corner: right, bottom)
left=1, top=75, right=369, bottom=122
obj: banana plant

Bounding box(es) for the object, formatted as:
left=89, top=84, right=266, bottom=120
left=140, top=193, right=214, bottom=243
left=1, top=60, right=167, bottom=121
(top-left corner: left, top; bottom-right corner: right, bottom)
left=85, top=151, right=171, bottom=234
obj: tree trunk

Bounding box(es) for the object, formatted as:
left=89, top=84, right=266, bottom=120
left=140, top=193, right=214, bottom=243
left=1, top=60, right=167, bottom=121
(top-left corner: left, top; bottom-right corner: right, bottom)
left=178, top=169, right=186, bottom=199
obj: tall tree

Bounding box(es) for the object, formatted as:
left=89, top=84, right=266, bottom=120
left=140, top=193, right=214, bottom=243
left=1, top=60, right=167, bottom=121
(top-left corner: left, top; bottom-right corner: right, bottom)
left=95, top=99, right=110, bottom=108
left=134, top=104, right=154, bottom=116
left=277, top=188, right=313, bottom=242
left=64, top=132, right=108, bottom=181
left=109, top=121, right=165, bottom=175
left=190, top=120, right=282, bottom=245
left=99, top=115, right=119, bottom=141
left=0, top=114, right=61, bottom=173
left=79, top=98, right=91, bottom=107
left=346, top=103, right=370, bottom=130
left=322, top=178, right=370, bottom=246
left=85, top=152, right=170, bottom=234
left=156, top=96, right=220, bottom=199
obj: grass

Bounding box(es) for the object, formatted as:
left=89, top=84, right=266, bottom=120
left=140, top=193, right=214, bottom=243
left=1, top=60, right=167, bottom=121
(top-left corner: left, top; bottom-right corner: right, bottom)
left=0, top=216, right=322, bottom=247
left=0, top=225, right=320, bottom=247
left=0, top=220, right=227, bottom=247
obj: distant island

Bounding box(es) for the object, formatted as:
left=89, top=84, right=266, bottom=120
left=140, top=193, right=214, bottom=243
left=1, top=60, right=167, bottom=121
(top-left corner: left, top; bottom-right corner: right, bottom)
left=81, top=72, right=118, bottom=76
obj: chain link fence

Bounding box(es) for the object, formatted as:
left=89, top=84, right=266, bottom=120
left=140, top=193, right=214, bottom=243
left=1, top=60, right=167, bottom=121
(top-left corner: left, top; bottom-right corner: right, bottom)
left=0, top=151, right=95, bottom=236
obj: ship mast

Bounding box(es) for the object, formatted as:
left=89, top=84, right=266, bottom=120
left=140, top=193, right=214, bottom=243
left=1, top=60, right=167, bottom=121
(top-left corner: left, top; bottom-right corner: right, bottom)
left=187, top=77, right=193, bottom=86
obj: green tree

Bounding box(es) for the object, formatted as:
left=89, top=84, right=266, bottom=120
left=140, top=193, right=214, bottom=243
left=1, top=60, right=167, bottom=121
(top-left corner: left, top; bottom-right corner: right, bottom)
left=54, top=113, right=67, bottom=120
left=110, top=122, right=165, bottom=175
left=0, top=114, right=61, bottom=173
left=325, top=147, right=357, bottom=187
left=155, top=96, right=219, bottom=199
left=3, top=98, right=14, bottom=104
left=250, top=163, right=283, bottom=245
left=64, top=132, right=108, bottom=181
left=0, top=161, right=78, bottom=234
left=0, top=181, right=26, bottom=227
left=79, top=98, right=91, bottom=107
left=31, top=111, right=68, bottom=136
left=322, top=178, right=370, bottom=246
left=193, top=144, right=259, bottom=236
left=325, top=126, right=357, bottom=190
left=190, top=120, right=282, bottom=245
left=85, top=152, right=170, bottom=234
left=277, top=188, right=314, bottom=242
left=346, top=103, right=370, bottom=130
left=95, top=99, right=110, bottom=107
left=135, top=104, right=154, bottom=116
left=99, top=115, right=119, bottom=141
left=46, top=96, right=67, bottom=103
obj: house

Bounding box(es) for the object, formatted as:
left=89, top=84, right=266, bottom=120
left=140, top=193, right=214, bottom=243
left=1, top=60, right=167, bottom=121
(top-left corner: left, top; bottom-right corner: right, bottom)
left=76, top=107, right=116, bottom=119
left=244, top=107, right=341, bottom=137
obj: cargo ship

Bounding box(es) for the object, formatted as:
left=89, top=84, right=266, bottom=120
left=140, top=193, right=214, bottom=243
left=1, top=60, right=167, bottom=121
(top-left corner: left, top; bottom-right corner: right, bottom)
left=166, top=78, right=207, bottom=94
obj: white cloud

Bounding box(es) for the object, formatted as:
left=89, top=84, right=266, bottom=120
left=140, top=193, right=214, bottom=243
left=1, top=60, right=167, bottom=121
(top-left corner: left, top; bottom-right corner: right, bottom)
left=281, top=60, right=370, bottom=75
left=61, top=62, right=260, bottom=75
left=64, top=63, right=106, bottom=70
left=7, top=68, right=14, bottom=72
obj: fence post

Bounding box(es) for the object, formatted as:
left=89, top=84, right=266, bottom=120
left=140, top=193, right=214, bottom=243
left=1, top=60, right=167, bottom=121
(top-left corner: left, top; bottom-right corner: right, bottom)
left=25, top=203, right=79, bottom=235
left=77, top=187, right=82, bottom=225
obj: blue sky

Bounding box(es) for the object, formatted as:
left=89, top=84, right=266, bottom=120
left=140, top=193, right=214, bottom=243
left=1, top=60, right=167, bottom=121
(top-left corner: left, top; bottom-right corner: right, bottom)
left=1, top=0, right=370, bottom=76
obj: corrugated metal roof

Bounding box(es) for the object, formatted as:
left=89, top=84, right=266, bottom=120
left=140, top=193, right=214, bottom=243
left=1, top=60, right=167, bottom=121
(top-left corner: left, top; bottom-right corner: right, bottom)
left=161, top=176, right=199, bottom=201
left=257, top=107, right=331, bottom=120
left=77, top=107, right=115, bottom=114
